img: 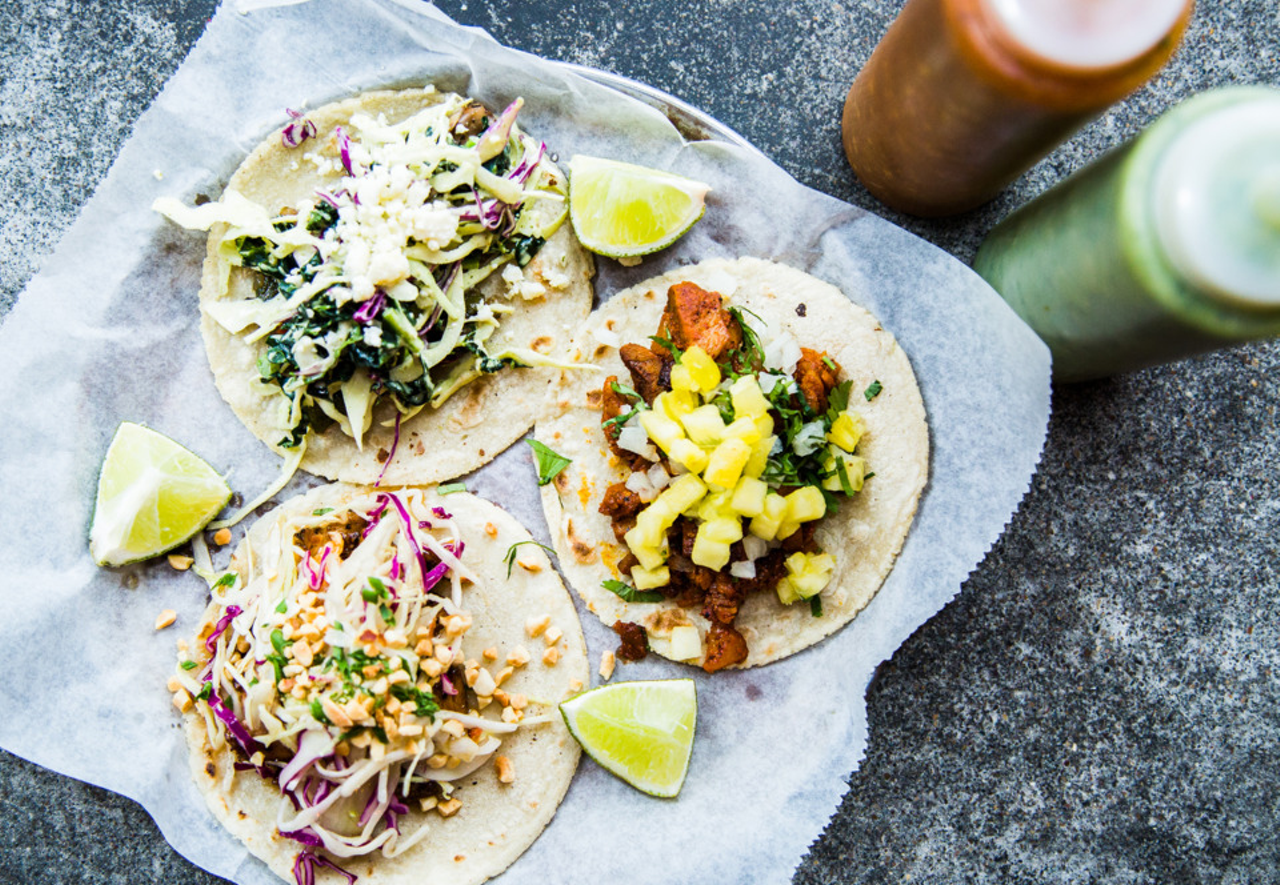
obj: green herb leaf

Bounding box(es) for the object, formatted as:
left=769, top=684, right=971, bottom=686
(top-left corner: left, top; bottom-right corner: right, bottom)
left=863, top=380, right=883, bottom=401
left=312, top=508, right=334, bottom=516
left=310, top=699, right=331, bottom=725
left=270, top=629, right=287, bottom=655
left=649, top=335, right=684, bottom=362
left=213, top=573, right=237, bottom=589
left=438, top=482, right=467, bottom=495
left=527, top=439, right=571, bottom=486
left=275, top=599, right=288, bottom=614
left=834, top=453, right=855, bottom=496
left=610, top=381, right=643, bottom=402
left=602, top=579, right=665, bottom=604
left=390, top=682, right=441, bottom=718
left=504, top=540, right=556, bottom=578
left=809, top=595, right=824, bottom=617
left=361, top=587, right=378, bottom=603
left=180, top=660, right=198, bottom=671
left=196, top=683, right=213, bottom=702
left=267, top=654, right=287, bottom=684
left=827, top=380, right=852, bottom=416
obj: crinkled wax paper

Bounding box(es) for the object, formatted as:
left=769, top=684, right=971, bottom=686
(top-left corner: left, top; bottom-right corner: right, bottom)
left=0, top=1, right=1050, bottom=882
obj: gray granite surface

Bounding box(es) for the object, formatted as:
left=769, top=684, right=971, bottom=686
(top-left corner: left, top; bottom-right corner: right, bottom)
left=1, top=0, right=1278, bottom=882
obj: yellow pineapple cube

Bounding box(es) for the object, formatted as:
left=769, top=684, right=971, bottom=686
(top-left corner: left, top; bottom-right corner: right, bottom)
left=775, top=520, right=800, bottom=541
left=784, top=486, right=827, bottom=523
left=748, top=492, right=788, bottom=541
left=656, top=389, right=698, bottom=421
left=776, top=577, right=803, bottom=605
left=723, top=417, right=762, bottom=445
left=822, top=450, right=867, bottom=493
left=639, top=410, right=685, bottom=454
left=680, top=405, right=726, bottom=446
left=669, top=363, right=697, bottom=393
left=827, top=410, right=866, bottom=453
left=753, top=412, right=775, bottom=438
left=691, top=535, right=732, bottom=570
left=695, top=489, right=734, bottom=522
left=704, top=438, right=752, bottom=489
left=744, top=435, right=776, bottom=479
left=729, top=375, right=770, bottom=418
left=631, top=563, right=670, bottom=590
left=730, top=476, right=768, bottom=518
left=700, top=517, right=743, bottom=545
left=682, top=345, right=721, bottom=393
left=658, top=473, right=708, bottom=514
left=777, top=551, right=836, bottom=603
left=670, top=438, right=709, bottom=474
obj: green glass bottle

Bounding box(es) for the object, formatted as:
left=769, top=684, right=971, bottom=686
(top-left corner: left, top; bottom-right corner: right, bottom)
left=974, top=86, right=1280, bottom=382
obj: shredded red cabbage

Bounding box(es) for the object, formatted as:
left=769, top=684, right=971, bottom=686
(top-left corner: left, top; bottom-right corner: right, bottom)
left=203, top=680, right=262, bottom=761
left=293, top=850, right=356, bottom=885
left=431, top=507, right=451, bottom=520
left=281, top=828, right=325, bottom=848
left=352, top=290, right=386, bottom=324
left=377, top=492, right=428, bottom=588
left=334, top=125, right=356, bottom=175
left=440, top=673, right=458, bottom=696
left=205, top=605, right=243, bottom=653
left=373, top=412, right=402, bottom=489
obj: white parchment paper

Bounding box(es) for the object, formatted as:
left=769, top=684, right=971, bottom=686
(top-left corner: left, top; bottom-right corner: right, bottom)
left=0, top=1, right=1050, bottom=882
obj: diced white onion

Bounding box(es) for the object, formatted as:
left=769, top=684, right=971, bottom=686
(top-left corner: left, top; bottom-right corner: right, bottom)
left=646, top=462, right=672, bottom=492
left=617, top=425, right=658, bottom=461
left=730, top=560, right=757, bottom=579
left=763, top=332, right=802, bottom=376
left=742, top=535, right=768, bottom=562
left=625, top=470, right=657, bottom=502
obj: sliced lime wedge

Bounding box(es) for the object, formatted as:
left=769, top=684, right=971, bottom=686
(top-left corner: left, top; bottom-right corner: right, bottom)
left=568, top=156, right=710, bottom=258
left=560, top=678, right=697, bottom=797
left=89, top=423, right=232, bottom=567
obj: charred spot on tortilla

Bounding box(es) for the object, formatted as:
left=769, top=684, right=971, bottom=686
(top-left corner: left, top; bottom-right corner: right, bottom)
left=179, top=88, right=594, bottom=486
left=533, top=257, right=928, bottom=671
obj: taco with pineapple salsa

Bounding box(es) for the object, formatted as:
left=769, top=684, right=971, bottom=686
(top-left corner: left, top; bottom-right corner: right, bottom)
left=156, top=87, right=594, bottom=485
left=535, top=257, right=928, bottom=671
left=169, top=484, right=588, bottom=885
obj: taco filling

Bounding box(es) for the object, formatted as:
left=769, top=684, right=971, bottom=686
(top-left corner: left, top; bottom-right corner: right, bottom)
left=170, top=489, right=574, bottom=882
left=596, top=281, right=873, bottom=672
left=158, top=92, right=573, bottom=451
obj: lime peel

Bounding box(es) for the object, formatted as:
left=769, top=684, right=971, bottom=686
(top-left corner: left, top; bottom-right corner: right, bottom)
left=89, top=422, right=231, bottom=567
left=568, top=156, right=709, bottom=258
left=559, top=678, right=697, bottom=797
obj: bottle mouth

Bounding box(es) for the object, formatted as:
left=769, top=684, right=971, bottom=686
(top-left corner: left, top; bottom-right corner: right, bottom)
left=985, top=0, right=1188, bottom=69
left=1153, top=95, right=1280, bottom=309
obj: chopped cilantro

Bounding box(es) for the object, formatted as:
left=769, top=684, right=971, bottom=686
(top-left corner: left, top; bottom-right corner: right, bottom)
left=390, top=683, right=441, bottom=718
left=527, top=439, right=571, bottom=486
left=504, top=540, right=556, bottom=578
left=863, top=380, right=883, bottom=401
left=809, top=595, right=824, bottom=617
left=827, top=380, right=853, bottom=416
left=310, top=699, right=331, bottom=725
left=270, top=629, right=287, bottom=655
left=213, top=573, right=236, bottom=589
left=312, top=508, right=334, bottom=516
left=275, top=599, right=288, bottom=614
left=266, top=654, right=287, bottom=683
left=834, top=453, right=855, bottom=496
left=610, top=381, right=643, bottom=401
left=649, top=335, right=684, bottom=362
left=602, top=579, right=665, bottom=604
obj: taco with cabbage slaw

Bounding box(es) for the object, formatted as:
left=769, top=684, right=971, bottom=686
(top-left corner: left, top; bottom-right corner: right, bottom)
left=156, top=88, right=594, bottom=485
left=169, top=484, right=588, bottom=885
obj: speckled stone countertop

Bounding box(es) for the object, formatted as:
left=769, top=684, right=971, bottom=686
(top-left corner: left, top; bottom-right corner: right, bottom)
left=1, top=1, right=1277, bottom=882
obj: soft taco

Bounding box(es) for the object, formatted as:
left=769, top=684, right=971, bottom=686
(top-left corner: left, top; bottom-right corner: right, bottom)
left=168, top=485, right=588, bottom=885
left=157, top=88, right=594, bottom=484
left=535, top=257, right=928, bottom=671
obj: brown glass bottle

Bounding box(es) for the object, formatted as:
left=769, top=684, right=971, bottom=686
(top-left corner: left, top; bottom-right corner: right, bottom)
left=841, top=0, right=1192, bottom=217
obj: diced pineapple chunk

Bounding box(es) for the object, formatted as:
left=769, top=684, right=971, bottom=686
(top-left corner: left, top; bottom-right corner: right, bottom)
left=784, top=486, right=827, bottom=522
left=722, top=417, right=762, bottom=445
left=639, top=410, right=685, bottom=454
left=748, top=492, right=788, bottom=541
left=729, top=375, right=770, bottom=418
left=753, top=413, right=775, bottom=438
left=668, top=625, right=702, bottom=661
left=776, top=551, right=836, bottom=604
left=656, top=389, right=698, bottom=421
left=669, top=363, right=696, bottom=393
left=680, top=405, right=726, bottom=446
left=659, top=473, right=708, bottom=514
left=669, top=438, right=709, bottom=473
left=730, top=476, right=768, bottom=517
left=700, top=517, right=743, bottom=545
left=827, top=410, right=866, bottom=452
left=682, top=345, right=721, bottom=392
left=625, top=534, right=666, bottom=571
left=631, top=508, right=668, bottom=547
left=631, top=563, right=670, bottom=590
left=744, top=435, right=775, bottom=479
left=691, top=535, right=731, bottom=570
left=695, top=490, right=734, bottom=522
left=822, top=449, right=867, bottom=493
left=704, top=438, right=751, bottom=489
left=775, top=520, right=800, bottom=541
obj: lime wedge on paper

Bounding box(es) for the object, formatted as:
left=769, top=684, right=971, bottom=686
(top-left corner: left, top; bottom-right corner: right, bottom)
left=568, top=156, right=709, bottom=258
left=560, top=678, right=697, bottom=797
left=89, top=422, right=231, bottom=567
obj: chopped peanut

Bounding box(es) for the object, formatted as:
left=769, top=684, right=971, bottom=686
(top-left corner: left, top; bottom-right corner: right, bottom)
left=544, top=626, right=563, bottom=647
left=422, top=658, right=445, bottom=679
left=483, top=647, right=499, bottom=661
left=426, top=754, right=449, bottom=770
left=440, top=719, right=465, bottom=739
left=517, top=559, right=542, bottom=573
left=473, top=668, right=496, bottom=697
left=415, top=638, right=434, bottom=658
left=362, top=663, right=384, bottom=679
left=568, top=679, right=584, bottom=693
left=495, top=755, right=515, bottom=784
left=437, top=798, right=462, bottom=817
left=494, top=666, right=515, bottom=687
left=464, top=666, right=479, bottom=688
left=166, top=675, right=182, bottom=692
left=154, top=609, right=177, bottom=630
left=509, top=693, right=528, bottom=711
left=323, top=697, right=354, bottom=728
left=501, top=705, right=521, bottom=724
left=434, top=644, right=454, bottom=666
left=484, top=522, right=498, bottom=538
left=278, top=678, right=296, bottom=692
left=542, top=646, right=560, bottom=666
left=167, top=554, right=194, bottom=571
left=293, top=642, right=314, bottom=667
left=171, top=690, right=192, bottom=713
left=398, top=724, right=424, bottom=737
left=525, top=615, right=550, bottom=639
left=493, top=689, right=509, bottom=707
left=507, top=646, right=532, bottom=667
left=212, top=528, right=232, bottom=546
left=387, top=669, right=410, bottom=685
left=599, top=650, right=616, bottom=681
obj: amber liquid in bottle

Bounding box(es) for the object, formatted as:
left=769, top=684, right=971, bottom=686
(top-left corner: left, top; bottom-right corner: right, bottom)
left=842, top=0, right=1192, bottom=217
